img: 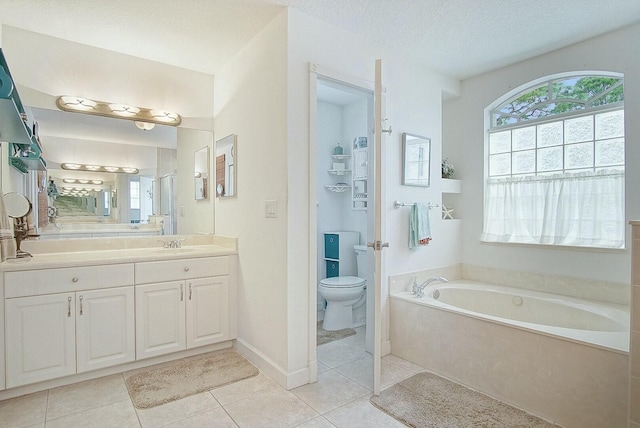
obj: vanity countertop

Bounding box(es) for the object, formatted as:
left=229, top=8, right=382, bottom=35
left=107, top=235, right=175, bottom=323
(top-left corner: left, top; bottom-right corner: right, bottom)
left=0, top=235, right=238, bottom=272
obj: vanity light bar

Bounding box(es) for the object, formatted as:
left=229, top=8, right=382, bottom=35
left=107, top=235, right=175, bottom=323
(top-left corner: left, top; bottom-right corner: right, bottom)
left=63, top=178, right=104, bottom=185
left=61, top=163, right=139, bottom=174
left=56, top=96, right=181, bottom=127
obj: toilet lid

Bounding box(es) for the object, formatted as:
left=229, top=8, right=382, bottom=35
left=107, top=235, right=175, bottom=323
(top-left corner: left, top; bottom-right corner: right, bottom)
left=320, top=276, right=366, bottom=288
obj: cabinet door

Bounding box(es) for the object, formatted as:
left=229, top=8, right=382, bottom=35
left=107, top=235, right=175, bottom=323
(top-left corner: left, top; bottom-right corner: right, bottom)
left=76, top=287, right=135, bottom=373
left=5, top=293, right=76, bottom=388
left=136, top=281, right=186, bottom=359
left=186, top=277, right=229, bottom=348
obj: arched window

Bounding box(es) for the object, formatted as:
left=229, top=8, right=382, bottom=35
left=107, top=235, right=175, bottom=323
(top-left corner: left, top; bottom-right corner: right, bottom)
left=483, top=74, right=625, bottom=249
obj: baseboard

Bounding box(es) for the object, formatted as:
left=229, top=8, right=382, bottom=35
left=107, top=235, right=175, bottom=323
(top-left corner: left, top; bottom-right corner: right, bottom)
left=383, top=339, right=391, bottom=356
left=234, top=338, right=307, bottom=390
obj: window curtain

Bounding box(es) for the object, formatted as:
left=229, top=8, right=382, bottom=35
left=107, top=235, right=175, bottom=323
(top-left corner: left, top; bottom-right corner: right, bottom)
left=482, top=169, right=625, bottom=248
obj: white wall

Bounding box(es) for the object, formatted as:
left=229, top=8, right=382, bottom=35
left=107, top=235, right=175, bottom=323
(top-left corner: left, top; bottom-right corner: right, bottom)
left=213, top=12, right=290, bottom=384
left=443, top=23, right=640, bottom=285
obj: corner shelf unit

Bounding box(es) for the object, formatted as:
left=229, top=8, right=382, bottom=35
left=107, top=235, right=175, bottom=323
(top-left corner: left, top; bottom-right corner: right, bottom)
left=325, top=154, right=352, bottom=193
left=0, top=48, right=46, bottom=173
left=324, top=149, right=369, bottom=211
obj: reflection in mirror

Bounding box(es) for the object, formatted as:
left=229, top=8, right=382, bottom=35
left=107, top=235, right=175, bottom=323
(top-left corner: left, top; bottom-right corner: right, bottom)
left=402, top=133, right=431, bottom=187
left=22, top=106, right=181, bottom=239
left=4, top=192, right=33, bottom=258
left=194, top=146, right=209, bottom=200
left=215, top=134, right=236, bottom=197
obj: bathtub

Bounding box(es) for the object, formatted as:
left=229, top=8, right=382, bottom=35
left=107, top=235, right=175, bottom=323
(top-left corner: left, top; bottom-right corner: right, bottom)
left=393, top=280, right=629, bottom=352
left=389, top=280, right=630, bottom=428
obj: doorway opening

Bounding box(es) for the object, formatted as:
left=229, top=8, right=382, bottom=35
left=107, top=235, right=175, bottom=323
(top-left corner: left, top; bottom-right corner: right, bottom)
left=314, top=75, right=376, bottom=385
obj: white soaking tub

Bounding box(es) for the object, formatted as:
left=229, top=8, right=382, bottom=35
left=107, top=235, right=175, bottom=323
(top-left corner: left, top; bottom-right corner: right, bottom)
left=389, top=279, right=630, bottom=428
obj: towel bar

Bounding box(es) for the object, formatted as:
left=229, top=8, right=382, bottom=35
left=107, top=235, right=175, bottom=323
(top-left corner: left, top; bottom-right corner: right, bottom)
left=393, top=200, right=439, bottom=209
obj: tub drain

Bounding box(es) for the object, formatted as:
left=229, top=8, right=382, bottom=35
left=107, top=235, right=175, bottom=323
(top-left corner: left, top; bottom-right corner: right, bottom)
left=512, top=296, right=523, bottom=306
left=433, top=289, right=440, bottom=300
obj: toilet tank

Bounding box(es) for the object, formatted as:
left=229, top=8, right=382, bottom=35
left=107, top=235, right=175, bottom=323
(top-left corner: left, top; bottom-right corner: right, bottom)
left=354, top=245, right=368, bottom=278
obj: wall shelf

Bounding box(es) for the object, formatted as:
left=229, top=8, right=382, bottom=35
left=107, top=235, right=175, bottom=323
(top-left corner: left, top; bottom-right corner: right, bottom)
left=328, top=169, right=351, bottom=176
left=325, top=184, right=351, bottom=193
left=442, top=178, right=461, bottom=194
left=0, top=48, right=47, bottom=172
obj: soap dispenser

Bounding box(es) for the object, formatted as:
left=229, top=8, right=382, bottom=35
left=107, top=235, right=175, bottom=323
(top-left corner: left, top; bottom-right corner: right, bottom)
left=333, top=141, right=344, bottom=155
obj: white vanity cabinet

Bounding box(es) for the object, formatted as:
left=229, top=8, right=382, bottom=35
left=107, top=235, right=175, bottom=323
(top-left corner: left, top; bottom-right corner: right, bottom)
left=75, top=287, right=135, bottom=373
left=4, top=264, right=135, bottom=388
left=135, top=256, right=231, bottom=360
left=5, top=293, right=76, bottom=387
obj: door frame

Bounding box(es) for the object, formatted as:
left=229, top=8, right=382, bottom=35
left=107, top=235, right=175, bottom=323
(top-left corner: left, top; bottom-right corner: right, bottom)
left=308, top=63, right=380, bottom=385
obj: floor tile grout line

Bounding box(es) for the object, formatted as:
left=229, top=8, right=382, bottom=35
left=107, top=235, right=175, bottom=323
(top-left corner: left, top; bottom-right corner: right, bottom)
left=43, top=397, right=136, bottom=425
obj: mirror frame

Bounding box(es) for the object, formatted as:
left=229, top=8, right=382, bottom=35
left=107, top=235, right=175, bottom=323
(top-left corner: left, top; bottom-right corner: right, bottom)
left=194, top=146, right=210, bottom=200
left=402, top=133, right=431, bottom=187
left=215, top=134, right=237, bottom=198
left=4, top=192, right=32, bottom=218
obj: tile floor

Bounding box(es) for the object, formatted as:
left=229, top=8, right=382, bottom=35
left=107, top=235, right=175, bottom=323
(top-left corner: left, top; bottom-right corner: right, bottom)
left=0, top=327, right=422, bottom=427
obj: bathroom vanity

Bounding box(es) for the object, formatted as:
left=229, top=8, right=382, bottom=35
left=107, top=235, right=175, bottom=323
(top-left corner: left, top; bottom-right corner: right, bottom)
left=0, top=234, right=238, bottom=397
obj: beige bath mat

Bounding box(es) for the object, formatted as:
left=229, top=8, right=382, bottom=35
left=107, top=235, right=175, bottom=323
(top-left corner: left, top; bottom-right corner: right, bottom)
left=124, top=349, right=259, bottom=409
left=317, top=321, right=356, bottom=346
left=371, top=371, right=560, bottom=427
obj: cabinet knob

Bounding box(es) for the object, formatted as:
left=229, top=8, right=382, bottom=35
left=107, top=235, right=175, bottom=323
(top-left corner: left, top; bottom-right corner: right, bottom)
left=72, top=277, right=79, bottom=283
left=184, top=267, right=190, bottom=272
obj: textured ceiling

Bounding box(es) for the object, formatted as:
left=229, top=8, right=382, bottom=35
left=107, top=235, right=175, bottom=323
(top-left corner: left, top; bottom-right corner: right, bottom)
left=1, top=0, right=639, bottom=79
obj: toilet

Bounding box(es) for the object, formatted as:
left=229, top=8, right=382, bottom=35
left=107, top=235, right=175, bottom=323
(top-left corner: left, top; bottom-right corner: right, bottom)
left=319, top=245, right=367, bottom=331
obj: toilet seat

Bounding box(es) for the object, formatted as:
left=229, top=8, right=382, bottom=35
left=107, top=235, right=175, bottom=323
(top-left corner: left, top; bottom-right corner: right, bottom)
left=320, top=276, right=365, bottom=288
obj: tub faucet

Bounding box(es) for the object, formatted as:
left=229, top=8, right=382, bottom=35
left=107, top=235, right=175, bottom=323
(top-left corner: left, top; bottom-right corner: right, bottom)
left=413, top=276, right=448, bottom=298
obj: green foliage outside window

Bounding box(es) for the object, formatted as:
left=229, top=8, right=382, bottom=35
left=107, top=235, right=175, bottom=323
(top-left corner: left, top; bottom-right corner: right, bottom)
left=493, top=76, right=624, bottom=127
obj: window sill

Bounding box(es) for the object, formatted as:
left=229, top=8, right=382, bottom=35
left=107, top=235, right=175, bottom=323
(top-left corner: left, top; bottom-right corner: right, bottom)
left=479, top=240, right=627, bottom=254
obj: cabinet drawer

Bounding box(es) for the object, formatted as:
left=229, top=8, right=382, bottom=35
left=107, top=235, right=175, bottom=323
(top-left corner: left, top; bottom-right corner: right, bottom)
left=5, top=264, right=135, bottom=298
left=135, top=256, right=228, bottom=284
left=324, top=234, right=339, bottom=259
left=326, top=260, right=339, bottom=278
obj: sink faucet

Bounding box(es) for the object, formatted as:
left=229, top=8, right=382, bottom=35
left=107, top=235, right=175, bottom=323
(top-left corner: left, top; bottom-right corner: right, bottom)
left=413, top=276, right=448, bottom=298
left=159, top=238, right=186, bottom=249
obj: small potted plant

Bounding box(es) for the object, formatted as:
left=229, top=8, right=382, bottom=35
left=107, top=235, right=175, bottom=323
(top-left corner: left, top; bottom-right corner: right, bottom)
left=442, top=158, right=455, bottom=179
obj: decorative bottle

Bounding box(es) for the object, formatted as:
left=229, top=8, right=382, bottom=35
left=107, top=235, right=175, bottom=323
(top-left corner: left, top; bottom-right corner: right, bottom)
left=333, top=142, right=344, bottom=155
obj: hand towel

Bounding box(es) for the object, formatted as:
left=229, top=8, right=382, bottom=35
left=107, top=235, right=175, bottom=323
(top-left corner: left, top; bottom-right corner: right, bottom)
left=409, top=203, right=431, bottom=250
left=0, top=193, right=17, bottom=261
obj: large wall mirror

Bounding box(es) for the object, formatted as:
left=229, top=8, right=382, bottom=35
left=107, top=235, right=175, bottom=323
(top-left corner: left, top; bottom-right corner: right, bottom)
left=215, top=134, right=236, bottom=197
left=402, top=133, right=431, bottom=187
left=2, top=26, right=214, bottom=239
left=194, top=146, right=210, bottom=200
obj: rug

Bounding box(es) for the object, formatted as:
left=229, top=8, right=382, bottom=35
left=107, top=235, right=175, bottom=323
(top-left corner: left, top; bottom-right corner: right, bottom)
left=370, top=372, right=559, bottom=427
left=124, top=349, right=259, bottom=409
left=317, top=321, right=356, bottom=346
